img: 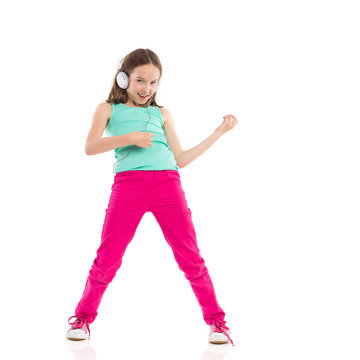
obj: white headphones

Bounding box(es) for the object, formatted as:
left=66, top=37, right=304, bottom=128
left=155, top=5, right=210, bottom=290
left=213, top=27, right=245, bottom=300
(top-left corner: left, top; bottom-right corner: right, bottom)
left=116, top=57, right=161, bottom=90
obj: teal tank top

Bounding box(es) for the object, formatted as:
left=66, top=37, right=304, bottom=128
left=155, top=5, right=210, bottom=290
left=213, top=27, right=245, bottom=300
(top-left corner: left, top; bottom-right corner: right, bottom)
left=105, top=102, right=179, bottom=173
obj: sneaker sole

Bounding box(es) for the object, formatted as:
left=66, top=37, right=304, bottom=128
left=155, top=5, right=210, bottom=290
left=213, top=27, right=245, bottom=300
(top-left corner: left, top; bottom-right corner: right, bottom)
left=66, top=333, right=89, bottom=341
left=209, top=340, right=229, bottom=344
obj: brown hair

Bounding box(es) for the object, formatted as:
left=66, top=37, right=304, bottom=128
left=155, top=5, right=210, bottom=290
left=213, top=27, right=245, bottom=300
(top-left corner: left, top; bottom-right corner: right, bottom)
left=105, top=48, right=163, bottom=108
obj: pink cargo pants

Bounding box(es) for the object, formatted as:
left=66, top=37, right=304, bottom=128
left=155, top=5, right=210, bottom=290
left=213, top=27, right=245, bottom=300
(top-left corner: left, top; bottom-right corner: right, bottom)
left=73, top=170, right=226, bottom=325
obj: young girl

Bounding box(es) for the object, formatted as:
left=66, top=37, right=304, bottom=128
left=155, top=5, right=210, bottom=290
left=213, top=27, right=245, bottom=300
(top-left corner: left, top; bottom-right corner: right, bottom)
left=66, top=48, right=238, bottom=346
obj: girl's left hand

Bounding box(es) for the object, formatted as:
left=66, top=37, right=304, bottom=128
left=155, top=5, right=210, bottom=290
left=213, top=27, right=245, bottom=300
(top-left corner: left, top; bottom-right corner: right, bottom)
left=215, top=114, right=238, bottom=135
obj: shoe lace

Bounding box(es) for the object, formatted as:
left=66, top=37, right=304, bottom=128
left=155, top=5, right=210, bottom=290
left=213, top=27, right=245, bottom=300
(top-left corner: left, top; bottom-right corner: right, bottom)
left=211, top=319, right=234, bottom=346
left=68, top=315, right=91, bottom=337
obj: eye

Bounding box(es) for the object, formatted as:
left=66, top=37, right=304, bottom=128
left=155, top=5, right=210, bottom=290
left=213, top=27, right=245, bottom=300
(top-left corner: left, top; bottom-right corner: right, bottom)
left=137, top=79, right=157, bottom=84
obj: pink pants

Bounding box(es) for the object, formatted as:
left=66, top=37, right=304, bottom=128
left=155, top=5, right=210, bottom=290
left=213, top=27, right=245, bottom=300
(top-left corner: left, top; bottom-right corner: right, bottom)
left=74, top=170, right=226, bottom=325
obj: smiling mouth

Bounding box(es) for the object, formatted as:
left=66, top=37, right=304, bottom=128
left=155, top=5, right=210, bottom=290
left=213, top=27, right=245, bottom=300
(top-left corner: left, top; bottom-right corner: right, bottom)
left=138, top=94, right=149, bottom=99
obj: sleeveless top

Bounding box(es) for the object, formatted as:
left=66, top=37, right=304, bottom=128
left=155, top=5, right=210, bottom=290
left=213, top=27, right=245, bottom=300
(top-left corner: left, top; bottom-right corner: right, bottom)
left=105, top=102, right=179, bottom=173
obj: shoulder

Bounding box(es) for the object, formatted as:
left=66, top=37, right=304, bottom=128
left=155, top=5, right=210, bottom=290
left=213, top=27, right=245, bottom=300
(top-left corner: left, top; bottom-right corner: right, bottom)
left=95, top=102, right=113, bottom=125
left=159, top=107, right=172, bottom=126
left=97, top=101, right=112, bottom=116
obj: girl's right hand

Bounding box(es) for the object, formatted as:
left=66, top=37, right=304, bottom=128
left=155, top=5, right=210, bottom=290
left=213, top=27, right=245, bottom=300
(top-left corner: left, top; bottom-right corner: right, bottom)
left=130, top=131, right=154, bottom=148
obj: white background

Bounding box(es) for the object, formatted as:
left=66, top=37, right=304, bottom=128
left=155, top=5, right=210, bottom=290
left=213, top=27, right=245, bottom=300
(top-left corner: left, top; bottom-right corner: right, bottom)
left=0, top=0, right=359, bottom=359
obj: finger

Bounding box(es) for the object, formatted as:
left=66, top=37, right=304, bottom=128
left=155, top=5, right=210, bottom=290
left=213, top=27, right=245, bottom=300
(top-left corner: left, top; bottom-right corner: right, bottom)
left=226, top=115, right=236, bottom=123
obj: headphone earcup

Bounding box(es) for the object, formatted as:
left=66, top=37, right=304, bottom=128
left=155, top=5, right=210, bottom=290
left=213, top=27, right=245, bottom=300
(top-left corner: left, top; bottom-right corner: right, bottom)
left=116, top=71, right=129, bottom=89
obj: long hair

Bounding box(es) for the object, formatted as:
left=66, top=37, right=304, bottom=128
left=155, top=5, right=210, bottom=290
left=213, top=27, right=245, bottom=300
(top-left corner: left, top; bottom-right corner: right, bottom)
left=106, top=48, right=163, bottom=108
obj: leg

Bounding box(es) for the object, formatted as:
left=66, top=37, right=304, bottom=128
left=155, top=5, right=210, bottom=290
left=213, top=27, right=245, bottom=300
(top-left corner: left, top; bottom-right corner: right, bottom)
left=74, top=171, right=147, bottom=323
left=149, top=170, right=226, bottom=325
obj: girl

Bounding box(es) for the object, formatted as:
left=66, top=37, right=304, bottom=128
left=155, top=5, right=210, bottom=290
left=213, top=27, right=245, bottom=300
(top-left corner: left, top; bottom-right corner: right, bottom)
left=66, top=48, right=238, bottom=346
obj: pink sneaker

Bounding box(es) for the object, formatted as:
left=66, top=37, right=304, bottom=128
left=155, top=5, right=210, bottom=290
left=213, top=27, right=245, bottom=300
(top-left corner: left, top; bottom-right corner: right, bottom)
left=208, top=319, right=234, bottom=346
left=66, top=315, right=91, bottom=341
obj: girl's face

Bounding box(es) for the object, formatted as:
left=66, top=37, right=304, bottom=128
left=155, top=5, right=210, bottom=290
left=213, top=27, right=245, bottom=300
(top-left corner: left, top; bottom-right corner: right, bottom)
left=125, top=64, right=160, bottom=107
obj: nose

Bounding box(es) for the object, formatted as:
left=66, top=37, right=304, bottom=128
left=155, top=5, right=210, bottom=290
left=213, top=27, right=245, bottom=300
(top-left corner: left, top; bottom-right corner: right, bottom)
left=144, top=84, right=151, bottom=93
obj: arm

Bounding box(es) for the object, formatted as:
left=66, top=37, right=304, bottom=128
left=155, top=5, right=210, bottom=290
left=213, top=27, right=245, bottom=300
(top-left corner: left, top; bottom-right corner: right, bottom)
left=177, top=131, right=222, bottom=168
left=85, top=102, right=134, bottom=155
left=162, top=108, right=238, bottom=168
left=86, top=134, right=134, bottom=155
